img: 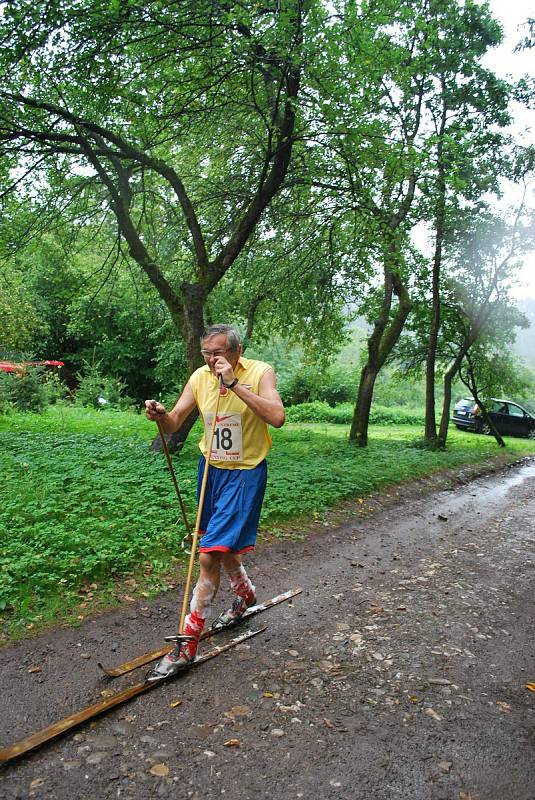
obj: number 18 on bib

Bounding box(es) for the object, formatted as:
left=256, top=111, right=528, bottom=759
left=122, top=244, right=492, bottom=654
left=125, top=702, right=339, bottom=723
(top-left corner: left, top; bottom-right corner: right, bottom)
left=204, top=412, right=243, bottom=462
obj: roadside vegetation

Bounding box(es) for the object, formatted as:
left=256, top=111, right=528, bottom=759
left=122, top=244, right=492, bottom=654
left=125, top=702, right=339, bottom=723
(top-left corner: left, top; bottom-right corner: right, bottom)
left=1, top=1, right=535, bottom=645
left=2, top=405, right=535, bottom=642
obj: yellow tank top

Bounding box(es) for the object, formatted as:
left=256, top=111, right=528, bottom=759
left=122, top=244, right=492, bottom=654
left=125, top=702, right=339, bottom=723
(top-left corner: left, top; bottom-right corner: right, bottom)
left=189, top=357, right=272, bottom=469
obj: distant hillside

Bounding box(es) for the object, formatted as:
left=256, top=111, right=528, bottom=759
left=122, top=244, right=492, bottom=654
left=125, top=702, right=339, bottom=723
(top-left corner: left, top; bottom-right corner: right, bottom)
left=514, top=298, right=535, bottom=370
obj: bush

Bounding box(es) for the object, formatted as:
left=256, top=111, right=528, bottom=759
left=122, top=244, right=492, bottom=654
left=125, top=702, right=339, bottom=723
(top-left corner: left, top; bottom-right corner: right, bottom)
left=320, top=370, right=358, bottom=406
left=370, top=406, right=424, bottom=425
left=278, top=367, right=357, bottom=407
left=285, top=401, right=353, bottom=424
left=278, top=370, right=321, bottom=407
left=0, top=372, right=14, bottom=414
left=285, top=401, right=424, bottom=426
left=43, top=371, right=69, bottom=404
left=0, top=366, right=48, bottom=412
left=75, top=360, right=134, bottom=410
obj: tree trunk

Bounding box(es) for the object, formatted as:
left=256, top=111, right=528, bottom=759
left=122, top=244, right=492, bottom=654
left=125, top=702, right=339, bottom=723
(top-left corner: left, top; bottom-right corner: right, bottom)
left=459, top=360, right=505, bottom=448
left=471, top=396, right=505, bottom=447
left=424, top=84, right=447, bottom=447
left=349, top=363, right=378, bottom=446
left=181, top=283, right=207, bottom=372
left=438, top=339, right=472, bottom=449
left=437, top=362, right=456, bottom=450
left=349, top=266, right=392, bottom=447
left=349, top=256, right=412, bottom=447
left=152, top=285, right=206, bottom=453
left=425, top=190, right=444, bottom=444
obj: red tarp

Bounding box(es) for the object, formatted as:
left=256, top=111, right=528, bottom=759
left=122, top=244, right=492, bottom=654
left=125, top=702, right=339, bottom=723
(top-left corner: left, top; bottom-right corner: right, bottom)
left=0, top=360, right=64, bottom=373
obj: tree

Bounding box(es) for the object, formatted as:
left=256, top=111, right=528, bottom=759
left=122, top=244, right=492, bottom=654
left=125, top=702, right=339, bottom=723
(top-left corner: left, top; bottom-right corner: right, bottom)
left=514, top=17, right=535, bottom=51
left=278, top=0, right=516, bottom=447
left=421, top=0, right=513, bottom=447
left=0, top=0, right=314, bottom=443
left=0, top=198, right=46, bottom=354
left=307, top=0, right=432, bottom=446
left=0, top=275, right=43, bottom=355
left=436, top=204, right=533, bottom=449
left=0, top=213, right=170, bottom=399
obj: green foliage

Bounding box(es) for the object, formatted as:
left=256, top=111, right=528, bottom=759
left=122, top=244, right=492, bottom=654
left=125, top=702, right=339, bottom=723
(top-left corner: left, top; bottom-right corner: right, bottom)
left=43, top=370, right=69, bottom=405
left=151, top=318, right=189, bottom=396
left=0, top=366, right=47, bottom=412
left=0, top=208, right=47, bottom=351
left=2, top=405, right=534, bottom=634
left=285, top=401, right=352, bottom=423
left=246, top=335, right=359, bottom=407
left=278, top=367, right=357, bottom=407
left=65, top=245, right=165, bottom=401
left=285, top=401, right=424, bottom=426
left=278, top=370, right=323, bottom=406
left=0, top=365, right=68, bottom=412
left=0, top=0, right=313, bottom=392
left=0, top=430, right=194, bottom=618
left=75, top=360, right=133, bottom=410
left=0, top=0, right=531, bottom=451
left=0, top=281, right=44, bottom=352
left=0, top=372, right=13, bottom=414
left=321, top=371, right=358, bottom=406
left=372, top=366, right=435, bottom=408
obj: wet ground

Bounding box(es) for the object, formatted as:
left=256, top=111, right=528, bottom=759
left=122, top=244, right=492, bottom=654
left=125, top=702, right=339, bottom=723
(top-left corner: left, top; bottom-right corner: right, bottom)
left=1, top=459, right=534, bottom=799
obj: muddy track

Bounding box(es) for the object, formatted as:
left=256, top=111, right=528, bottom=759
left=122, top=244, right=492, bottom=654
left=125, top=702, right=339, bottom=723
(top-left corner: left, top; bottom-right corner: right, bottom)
left=1, top=459, right=534, bottom=799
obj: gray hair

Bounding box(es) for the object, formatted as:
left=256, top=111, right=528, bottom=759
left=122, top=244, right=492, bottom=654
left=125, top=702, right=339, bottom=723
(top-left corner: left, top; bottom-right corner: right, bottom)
left=201, top=324, right=241, bottom=351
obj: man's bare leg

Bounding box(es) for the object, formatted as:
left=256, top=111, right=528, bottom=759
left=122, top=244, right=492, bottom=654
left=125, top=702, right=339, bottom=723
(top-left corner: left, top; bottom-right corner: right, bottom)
left=181, top=552, right=222, bottom=655
left=147, top=553, right=221, bottom=678
left=211, top=553, right=256, bottom=626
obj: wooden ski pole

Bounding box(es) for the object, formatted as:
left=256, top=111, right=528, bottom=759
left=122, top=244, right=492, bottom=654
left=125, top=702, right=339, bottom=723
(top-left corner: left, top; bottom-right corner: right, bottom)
left=178, top=376, right=223, bottom=634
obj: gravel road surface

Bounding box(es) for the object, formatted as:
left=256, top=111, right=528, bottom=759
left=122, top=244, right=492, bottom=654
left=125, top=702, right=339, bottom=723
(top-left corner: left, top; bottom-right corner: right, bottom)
left=1, top=460, right=534, bottom=800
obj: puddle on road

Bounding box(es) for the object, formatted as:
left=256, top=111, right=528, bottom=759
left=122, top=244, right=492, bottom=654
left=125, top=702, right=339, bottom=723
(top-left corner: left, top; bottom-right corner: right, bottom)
left=472, top=461, right=535, bottom=502
left=424, top=460, right=535, bottom=527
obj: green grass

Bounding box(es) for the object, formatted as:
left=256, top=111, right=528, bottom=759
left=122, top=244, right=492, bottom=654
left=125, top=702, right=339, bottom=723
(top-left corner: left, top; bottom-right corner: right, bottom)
left=1, top=405, right=534, bottom=639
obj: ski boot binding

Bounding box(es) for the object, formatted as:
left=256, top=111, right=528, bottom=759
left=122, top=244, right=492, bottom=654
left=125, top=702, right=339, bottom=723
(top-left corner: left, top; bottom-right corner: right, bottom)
left=146, top=634, right=197, bottom=682
left=211, top=595, right=257, bottom=630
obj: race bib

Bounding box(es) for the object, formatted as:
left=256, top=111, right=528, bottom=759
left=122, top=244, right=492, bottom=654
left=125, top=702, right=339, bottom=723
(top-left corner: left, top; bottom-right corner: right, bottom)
left=204, top=412, right=243, bottom=462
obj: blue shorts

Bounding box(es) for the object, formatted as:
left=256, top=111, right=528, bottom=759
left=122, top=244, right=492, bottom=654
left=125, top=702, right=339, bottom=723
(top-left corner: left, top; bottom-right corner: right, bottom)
left=197, top=458, right=267, bottom=554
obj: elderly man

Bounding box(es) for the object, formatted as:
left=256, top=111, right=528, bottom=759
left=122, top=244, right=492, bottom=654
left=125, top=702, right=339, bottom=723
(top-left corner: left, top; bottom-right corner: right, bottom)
left=145, top=324, right=285, bottom=678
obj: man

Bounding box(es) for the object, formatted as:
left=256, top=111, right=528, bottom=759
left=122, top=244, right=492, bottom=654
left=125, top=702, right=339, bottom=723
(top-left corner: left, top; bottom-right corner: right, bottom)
left=145, top=324, right=285, bottom=678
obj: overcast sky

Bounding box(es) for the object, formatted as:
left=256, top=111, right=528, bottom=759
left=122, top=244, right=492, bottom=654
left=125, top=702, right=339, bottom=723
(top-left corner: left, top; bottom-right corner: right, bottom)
left=484, top=0, right=534, bottom=299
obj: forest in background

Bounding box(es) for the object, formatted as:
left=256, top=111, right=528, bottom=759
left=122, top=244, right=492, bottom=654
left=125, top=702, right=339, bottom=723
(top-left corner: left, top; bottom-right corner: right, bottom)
left=1, top=0, right=535, bottom=449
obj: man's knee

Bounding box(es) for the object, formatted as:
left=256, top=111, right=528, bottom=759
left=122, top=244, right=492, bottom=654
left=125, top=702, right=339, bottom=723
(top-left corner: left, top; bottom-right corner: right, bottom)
left=222, top=552, right=242, bottom=573
left=199, top=551, right=223, bottom=575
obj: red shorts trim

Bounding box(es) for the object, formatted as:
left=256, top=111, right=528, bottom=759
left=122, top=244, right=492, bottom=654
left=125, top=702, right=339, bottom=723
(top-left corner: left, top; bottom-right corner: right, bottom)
left=199, top=544, right=255, bottom=555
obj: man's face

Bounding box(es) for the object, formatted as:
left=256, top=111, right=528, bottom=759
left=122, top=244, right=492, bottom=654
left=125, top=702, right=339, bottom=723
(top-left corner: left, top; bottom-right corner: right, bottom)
left=201, top=334, right=241, bottom=374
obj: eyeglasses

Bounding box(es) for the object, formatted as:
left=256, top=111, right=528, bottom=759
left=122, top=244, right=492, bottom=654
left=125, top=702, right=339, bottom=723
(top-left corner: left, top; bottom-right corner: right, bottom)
left=200, top=347, right=232, bottom=358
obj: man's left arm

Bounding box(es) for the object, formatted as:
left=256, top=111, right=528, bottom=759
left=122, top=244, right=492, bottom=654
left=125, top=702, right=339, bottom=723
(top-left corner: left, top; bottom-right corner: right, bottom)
left=232, top=368, right=285, bottom=428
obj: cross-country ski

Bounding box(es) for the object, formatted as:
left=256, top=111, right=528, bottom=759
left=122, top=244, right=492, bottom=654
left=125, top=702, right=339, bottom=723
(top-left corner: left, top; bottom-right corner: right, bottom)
left=98, top=587, right=302, bottom=678
left=0, top=627, right=266, bottom=765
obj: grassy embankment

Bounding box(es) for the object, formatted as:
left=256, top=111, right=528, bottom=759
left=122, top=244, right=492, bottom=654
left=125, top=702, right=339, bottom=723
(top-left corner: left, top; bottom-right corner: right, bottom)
left=1, top=404, right=534, bottom=641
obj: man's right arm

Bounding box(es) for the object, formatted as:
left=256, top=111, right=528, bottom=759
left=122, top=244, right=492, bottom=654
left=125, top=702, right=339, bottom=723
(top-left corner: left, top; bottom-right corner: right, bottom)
left=145, top=381, right=197, bottom=433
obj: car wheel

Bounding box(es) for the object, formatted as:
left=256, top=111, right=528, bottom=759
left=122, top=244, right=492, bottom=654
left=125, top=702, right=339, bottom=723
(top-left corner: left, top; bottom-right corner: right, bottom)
left=481, top=422, right=492, bottom=435
left=527, top=428, right=535, bottom=440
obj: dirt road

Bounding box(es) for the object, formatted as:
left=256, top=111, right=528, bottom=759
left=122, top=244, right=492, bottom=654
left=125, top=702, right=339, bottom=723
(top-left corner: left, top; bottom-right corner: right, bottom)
left=1, top=460, right=534, bottom=800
